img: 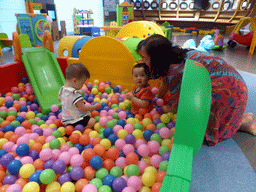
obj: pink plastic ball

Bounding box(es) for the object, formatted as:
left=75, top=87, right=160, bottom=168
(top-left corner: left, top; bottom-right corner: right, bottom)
left=117, top=85, right=122, bottom=91
left=58, top=113, right=62, bottom=119
left=107, top=97, right=111, bottom=102
left=5, top=96, right=13, bottom=102
left=3, top=142, right=15, bottom=152
left=113, top=125, right=123, bottom=135
left=150, top=110, right=158, bottom=116
left=123, top=144, right=135, bottom=155
left=102, top=93, right=108, bottom=98
left=11, top=87, right=19, bottom=93
left=49, top=116, right=57, bottom=121
left=99, top=83, right=105, bottom=87
left=107, top=109, right=115, bottom=116
left=58, top=151, right=71, bottom=165
left=29, top=133, right=39, bottom=140
left=82, top=184, right=98, bottom=192
left=122, top=187, right=136, bottom=192
left=68, top=147, right=79, bottom=156
left=127, top=176, right=142, bottom=191
left=115, top=157, right=127, bottom=169
left=115, top=93, right=121, bottom=97
left=8, top=107, right=17, bottom=112
left=43, top=128, right=53, bottom=137
left=81, top=86, right=88, bottom=93
left=18, top=112, right=26, bottom=118
left=124, top=124, right=134, bottom=134
left=12, top=144, right=18, bottom=153
left=115, top=139, right=126, bottom=150
left=15, top=126, right=26, bottom=137
left=106, top=116, right=113, bottom=121
left=0, top=107, right=7, bottom=111
left=156, top=98, right=164, bottom=107
left=118, top=111, right=127, bottom=119
left=159, top=127, right=171, bottom=139
left=99, top=117, right=108, bottom=127
left=151, top=87, right=159, bottom=94
left=100, top=110, right=108, bottom=117
left=34, top=117, right=40, bottom=121
left=45, top=120, right=54, bottom=126
left=16, top=136, right=29, bottom=145
left=6, top=184, right=22, bottom=192
left=19, top=100, right=26, bottom=106
left=60, top=144, right=71, bottom=152
left=70, top=154, right=84, bottom=167
left=135, top=139, right=145, bottom=149
left=148, top=140, right=160, bottom=154
left=20, top=156, right=33, bottom=165
left=121, top=175, right=129, bottom=182
left=26, top=88, right=33, bottom=95
left=31, top=125, right=40, bottom=132
left=137, top=144, right=150, bottom=157
left=137, top=161, right=147, bottom=174
left=151, top=155, right=162, bottom=168
left=40, top=148, right=53, bottom=161
left=120, top=94, right=126, bottom=99
left=52, top=149, right=61, bottom=161
left=45, top=135, right=56, bottom=143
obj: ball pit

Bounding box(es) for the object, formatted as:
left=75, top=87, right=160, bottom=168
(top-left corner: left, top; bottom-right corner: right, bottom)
left=0, top=78, right=176, bottom=192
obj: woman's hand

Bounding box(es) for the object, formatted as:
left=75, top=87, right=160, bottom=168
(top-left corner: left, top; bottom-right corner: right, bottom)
left=126, top=92, right=134, bottom=100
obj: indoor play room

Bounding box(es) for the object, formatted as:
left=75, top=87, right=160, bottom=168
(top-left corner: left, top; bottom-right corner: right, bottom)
left=0, top=0, right=256, bottom=192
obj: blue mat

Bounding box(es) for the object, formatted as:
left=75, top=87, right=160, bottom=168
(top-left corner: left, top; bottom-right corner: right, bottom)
left=190, top=138, right=256, bottom=192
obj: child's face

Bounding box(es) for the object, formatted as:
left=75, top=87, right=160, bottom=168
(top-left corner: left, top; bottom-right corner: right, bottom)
left=133, top=67, right=148, bottom=88
left=140, top=47, right=151, bottom=68
left=73, top=76, right=87, bottom=90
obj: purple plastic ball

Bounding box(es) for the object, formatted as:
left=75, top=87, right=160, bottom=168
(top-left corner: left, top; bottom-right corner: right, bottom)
left=87, top=84, right=93, bottom=91
left=52, top=128, right=58, bottom=131
left=2, top=175, right=18, bottom=185
left=112, top=177, right=127, bottom=192
left=152, top=118, right=161, bottom=126
left=29, top=150, right=39, bottom=160
left=0, top=153, right=15, bottom=167
left=52, top=160, right=66, bottom=174
left=88, top=97, right=94, bottom=103
left=101, top=95, right=108, bottom=99
left=44, top=159, right=55, bottom=169
left=118, top=98, right=124, bottom=102
left=105, top=81, right=111, bottom=85
left=49, top=112, right=56, bottom=116
left=84, top=93, right=89, bottom=97
left=103, top=106, right=110, bottom=111
left=116, top=109, right=123, bottom=113
left=34, top=128, right=43, bottom=136
left=153, top=97, right=158, bottom=103
left=70, top=166, right=84, bottom=181
left=154, top=129, right=160, bottom=134
left=0, top=128, right=3, bottom=132
left=74, top=124, right=85, bottom=133
left=58, top=173, right=71, bottom=185
left=162, top=152, right=170, bottom=161
left=167, top=122, right=175, bottom=129
left=30, top=103, right=38, bottom=111
left=125, top=134, right=136, bottom=145
left=156, top=107, right=164, bottom=115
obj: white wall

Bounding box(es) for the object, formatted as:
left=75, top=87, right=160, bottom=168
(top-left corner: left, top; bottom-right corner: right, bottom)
left=0, top=0, right=26, bottom=39
left=55, top=0, right=103, bottom=33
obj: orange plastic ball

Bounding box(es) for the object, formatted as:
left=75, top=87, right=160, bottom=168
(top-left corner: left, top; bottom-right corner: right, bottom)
left=84, top=166, right=96, bottom=180
left=15, top=178, right=28, bottom=188
left=13, top=103, right=21, bottom=111
left=144, top=113, right=152, bottom=120
left=65, top=125, right=74, bottom=135
left=83, top=148, right=96, bottom=162
left=126, top=152, right=139, bottom=165
left=21, top=120, right=31, bottom=129
left=1, top=121, right=10, bottom=128
left=0, top=132, right=4, bottom=138
left=111, top=98, right=118, bottom=104
left=53, top=119, right=62, bottom=128
left=0, top=170, right=6, bottom=183
left=9, top=134, right=19, bottom=143
left=84, top=128, right=93, bottom=135
left=30, top=142, right=43, bottom=153
left=156, top=171, right=166, bottom=182
left=152, top=182, right=162, bottom=192
left=22, top=94, right=29, bottom=100
left=0, top=185, right=10, bottom=192
left=4, top=131, right=15, bottom=140
left=146, top=124, right=156, bottom=132
left=69, top=133, right=80, bottom=144
left=5, top=92, right=12, bottom=97
left=93, top=144, right=106, bottom=156
left=35, top=135, right=46, bottom=145
left=79, top=134, right=90, bottom=145
left=28, top=95, right=35, bottom=101
left=92, top=137, right=102, bottom=146
left=75, top=179, right=89, bottom=192
left=135, top=114, right=143, bottom=121
left=33, top=159, right=45, bottom=170
left=98, top=86, right=105, bottom=93
left=6, top=115, right=16, bottom=122
left=152, top=114, right=161, bottom=119
left=91, top=111, right=100, bottom=118
left=0, top=165, right=4, bottom=171
left=106, top=147, right=119, bottom=160
left=102, top=159, right=115, bottom=172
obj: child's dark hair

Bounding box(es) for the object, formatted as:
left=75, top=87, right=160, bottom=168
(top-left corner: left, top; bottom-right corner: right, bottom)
left=133, top=63, right=151, bottom=79
left=136, top=40, right=145, bottom=53
left=65, top=63, right=90, bottom=80
left=40, top=9, right=48, bottom=14
left=143, top=34, right=188, bottom=79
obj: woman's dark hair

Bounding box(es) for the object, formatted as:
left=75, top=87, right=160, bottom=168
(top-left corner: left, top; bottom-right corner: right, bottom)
left=133, top=63, right=151, bottom=79
left=143, top=34, right=188, bottom=79
left=136, top=40, right=145, bottom=53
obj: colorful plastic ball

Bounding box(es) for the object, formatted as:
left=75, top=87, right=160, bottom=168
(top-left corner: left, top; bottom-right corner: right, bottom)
left=15, top=144, right=29, bottom=156
left=115, top=139, right=126, bottom=150
left=82, top=184, right=97, bottom=192
left=22, top=182, right=40, bottom=192
left=118, top=129, right=128, bottom=140
left=127, top=176, right=142, bottom=191
left=5, top=101, right=14, bottom=108
left=90, top=156, right=103, bottom=170
left=148, top=140, right=160, bottom=154
left=29, top=172, right=41, bottom=185
left=137, top=144, right=150, bottom=157
left=7, top=160, right=22, bottom=175
left=102, top=174, right=115, bottom=187
left=51, top=160, right=66, bottom=174
left=98, top=185, right=112, bottom=192
left=150, top=133, right=162, bottom=144
left=70, top=166, right=84, bottom=181
left=156, top=98, right=164, bottom=107
left=6, top=183, right=22, bottom=192
left=141, top=172, right=156, bottom=187
left=151, top=87, right=159, bottom=94
left=151, top=155, right=162, bottom=168
left=100, top=139, right=111, bottom=150
left=45, top=181, right=61, bottom=192
left=39, top=169, right=55, bottom=184
left=117, top=119, right=126, bottom=127
left=74, top=124, right=85, bottom=133
left=112, top=177, right=127, bottom=192
left=58, top=152, right=71, bottom=165
left=3, top=141, right=15, bottom=153
left=61, top=181, right=75, bottom=192
left=70, top=154, right=84, bottom=167
left=96, top=168, right=109, bottom=180
left=124, top=134, right=136, bottom=145
left=39, top=148, right=52, bottom=161
left=123, top=144, right=134, bottom=155
left=109, top=166, right=122, bottom=178
left=107, top=134, right=118, bottom=145
left=162, top=152, right=170, bottom=161
left=4, top=125, right=15, bottom=132
left=159, top=160, right=169, bottom=171
left=115, top=157, right=126, bottom=169
left=132, top=129, right=143, bottom=140
left=126, top=152, right=139, bottom=165
left=103, top=128, right=113, bottom=138
left=2, top=174, right=17, bottom=185
left=0, top=153, right=15, bottom=167
left=58, top=173, right=71, bottom=185
left=19, top=164, right=35, bottom=179
left=126, top=164, right=140, bottom=177
left=90, top=178, right=103, bottom=190
left=20, top=156, right=33, bottom=165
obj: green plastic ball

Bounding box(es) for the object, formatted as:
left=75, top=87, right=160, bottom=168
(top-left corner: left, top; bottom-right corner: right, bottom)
left=157, top=123, right=166, bottom=129
left=90, top=178, right=103, bottom=189
left=52, top=130, right=62, bottom=138
left=159, top=145, right=169, bottom=155
left=112, top=113, right=119, bottom=119
left=106, top=120, right=116, bottom=128
left=10, top=120, right=20, bottom=127
left=37, top=120, right=45, bottom=126
left=99, top=128, right=105, bottom=134
left=98, top=133, right=105, bottom=139
left=94, top=116, right=100, bottom=122
left=105, top=87, right=111, bottom=94
left=126, top=103, right=131, bottom=110
left=36, top=113, right=43, bottom=118
left=28, top=119, right=37, bottom=125
left=67, top=166, right=73, bottom=173
left=0, top=111, right=8, bottom=119
left=49, top=139, right=61, bottom=149
left=111, top=104, right=119, bottom=109
left=93, top=85, right=99, bottom=88
left=39, top=169, right=55, bottom=184
left=110, top=166, right=123, bottom=178
left=159, top=160, right=169, bottom=171
left=98, top=92, right=102, bottom=96
left=121, top=91, right=126, bottom=94
left=134, top=123, right=143, bottom=131
left=98, top=185, right=112, bottom=192
left=12, top=94, right=20, bottom=100
left=126, top=164, right=140, bottom=177
left=66, top=141, right=74, bottom=147
left=78, top=90, right=85, bottom=97
left=8, top=111, right=17, bottom=117
left=96, top=168, right=109, bottom=180
left=150, top=133, right=162, bottom=144
left=0, top=118, right=4, bottom=124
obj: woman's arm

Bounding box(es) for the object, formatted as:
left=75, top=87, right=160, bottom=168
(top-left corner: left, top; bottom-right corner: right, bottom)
left=158, top=81, right=171, bottom=98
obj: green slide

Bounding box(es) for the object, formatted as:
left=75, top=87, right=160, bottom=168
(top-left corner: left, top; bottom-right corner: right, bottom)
left=21, top=46, right=66, bottom=114
left=160, top=59, right=212, bottom=192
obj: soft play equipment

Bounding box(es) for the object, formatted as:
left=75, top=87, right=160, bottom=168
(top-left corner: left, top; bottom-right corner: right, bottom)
left=183, top=35, right=215, bottom=53
left=0, top=33, right=12, bottom=56
left=12, top=31, right=65, bottom=114
left=161, top=59, right=212, bottom=192
left=58, top=35, right=84, bottom=57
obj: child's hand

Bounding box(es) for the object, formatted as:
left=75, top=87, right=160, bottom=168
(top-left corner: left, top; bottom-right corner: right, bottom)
left=126, top=92, right=134, bottom=100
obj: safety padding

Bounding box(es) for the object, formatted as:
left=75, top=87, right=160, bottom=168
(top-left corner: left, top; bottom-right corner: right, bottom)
left=58, top=35, right=83, bottom=57
left=72, top=36, right=93, bottom=58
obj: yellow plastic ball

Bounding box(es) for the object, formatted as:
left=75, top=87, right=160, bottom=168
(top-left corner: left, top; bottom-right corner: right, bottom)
left=58, top=127, right=66, bottom=136
left=144, top=166, right=157, bottom=175
left=133, top=118, right=140, bottom=124
left=142, top=118, right=152, bottom=127
left=141, top=156, right=151, bottom=166
left=100, top=139, right=111, bottom=150
left=29, top=140, right=35, bottom=147
left=162, top=139, right=172, bottom=147
left=18, top=83, right=24, bottom=87
left=101, top=98, right=108, bottom=103
left=141, top=172, right=156, bottom=187
left=42, top=143, right=50, bottom=149
left=160, top=114, right=171, bottom=124
left=94, top=79, right=99, bottom=84
left=22, top=182, right=40, bottom=192
left=108, top=93, right=114, bottom=97
left=58, top=138, right=66, bottom=145
left=40, top=124, right=48, bottom=129
left=132, top=129, right=143, bottom=140
left=119, top=102, right=126, bottom=110
left=123, top=166, right=128, bottom=175
left=113, top=107, right=119, bottom=111
left=19, top=164, right=35, bottom=178
left=0, top=97, right=4, bottom=106
left=124, top=99, right=131, bottom=105
left=46, top=181, right=61, bottom=192
left=139, top=186, right=152, bottom=192
left=126, top=118, right=136, bottom=125
left=94, top=97, right=100, bottom=103
left=49, top=124, right=57, bottom=129
left=60, top=182, right=75, bottom=192
left=89, top=130, right=99, bottom=138
left=94, top=122, right=102, bottom=132
left=0, top=138, right=8, bottom=149
left=26, top=111, right=35, bottom=120
left=73, top=131, right=82, bottom=136
left=117, top=129, right=128, bottom=139
left=19, top=98, right=26, bottom=102
left=91, top=88, right=99, bottom=95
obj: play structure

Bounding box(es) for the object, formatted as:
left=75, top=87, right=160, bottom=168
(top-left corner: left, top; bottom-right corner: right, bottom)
left=0, top=33, right=12, bottom=56
left=15, top=13, right=51, bottom=46
left=72, top=8, right=94, bottom=35
left=116, top=1, right=134, bottom=26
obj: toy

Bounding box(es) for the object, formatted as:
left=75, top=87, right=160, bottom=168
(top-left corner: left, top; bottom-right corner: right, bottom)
left=0, top=33, right=12, bottom=56
left=228, top=17, right=256, bottom=48
left=212, top=29, right=227, bottom=50
left=185, top=27, right=199, bottom=35
left=183, top=35, right=215, bottom=53
left=117, top=1, right=134, bottom=26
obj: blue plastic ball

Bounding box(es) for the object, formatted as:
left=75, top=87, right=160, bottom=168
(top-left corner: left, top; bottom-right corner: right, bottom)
left=134, top=149, right=142, bottom=160
left=29, top=172, right=41, bottom=184
left=119, top=150, right=125, bottom=157
left=101, top=102, right=108, bottom=108
left=103, top=128, right=114, bottom=138
left=34, top=111, right=39, bottom=115
left=7, top=160, right=22, bottom=175
left=103, top=174, right=116, bottom=188
left=113, top=87, right=120, bottom=93
left=74, top=143, right=84, bottom=153
left=117, top=119, right=126, bottom=127
left=0, top=150, right=7, bottom=158
left=169, top=100, right=173, bottom=106
left=108, top=134, right=118, bottom=145
left=90, top=156, right=103, bottom=170
left=4, top=125, right=15, bottom=133
left=21, top=77, right=29, bottom=84
left=143, top=129, right=154, bottom=141
left=84, top=144, right=93, bottom=150
left=5, top=101, right=14, bottom=108
left=33, top=97, right=38, bottom=104
left=29, top=150, right=39, bottom=160
left=16, top=144, right=30, bottom=156
left=89, top=94, right=94, bottom=98
left=83, top=96, right=88, bottom=101
left=127, top=114, right=134, bottom=118
left=16, top=116, right=25, bottom=123
left=26, top=101, right=32, bottom=105
left=41, top=115, right=49, bottom=121
left=19, top=106, right=28, bottom=112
